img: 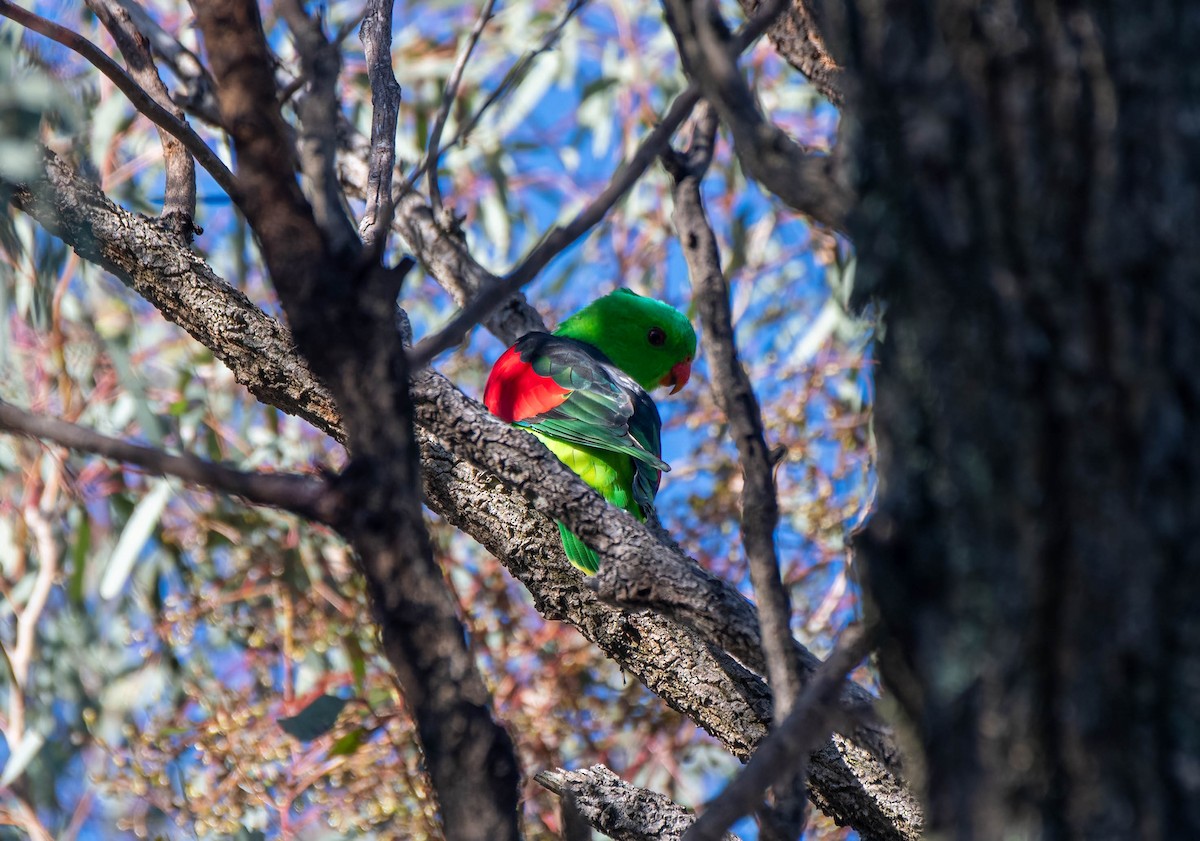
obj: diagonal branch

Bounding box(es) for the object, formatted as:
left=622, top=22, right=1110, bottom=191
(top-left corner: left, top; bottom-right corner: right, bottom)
left=114, top=0, right=222, bottom=125
left=403, top=0, right=589, bottom=192
left=537, top=765, right=745, bottom=841
left=0, top=399, right=333, bottom=523
left=426, top=0, right=498, bottom=215
left=684, top=626, right=878, bottom=841
left=0, top=0, right=240, bottom=206
left=736, top=0, right=842, bottom=105
left=661, top=0, right=851, bottom=228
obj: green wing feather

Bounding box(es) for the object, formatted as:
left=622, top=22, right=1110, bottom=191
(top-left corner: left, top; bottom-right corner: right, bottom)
left=502, top=334, right=667, bottom=573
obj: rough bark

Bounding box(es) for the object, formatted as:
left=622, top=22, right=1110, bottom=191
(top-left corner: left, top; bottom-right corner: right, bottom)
left=842, top=0, right=1200, bottom=836
left=536, top=765, right=743, bottom=841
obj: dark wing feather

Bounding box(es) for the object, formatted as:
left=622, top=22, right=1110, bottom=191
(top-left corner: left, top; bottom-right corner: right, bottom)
left=504, top=333, right=668, bottom=475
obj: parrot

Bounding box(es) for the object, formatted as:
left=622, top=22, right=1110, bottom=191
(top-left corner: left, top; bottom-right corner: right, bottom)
left=483, top=288, right=697, bottom=573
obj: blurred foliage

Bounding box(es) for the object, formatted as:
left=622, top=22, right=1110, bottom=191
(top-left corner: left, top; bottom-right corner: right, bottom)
left=0, top=0, right=872, bottom=839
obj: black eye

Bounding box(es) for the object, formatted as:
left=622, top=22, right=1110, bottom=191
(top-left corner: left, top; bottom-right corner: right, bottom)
left=647, top=327, right=666, bottom=347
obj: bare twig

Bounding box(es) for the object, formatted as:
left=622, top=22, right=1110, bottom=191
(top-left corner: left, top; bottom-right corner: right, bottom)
left=278, top=0, right=360, bottom=259
left=0, top=0, right=240, bottom=206
left=358, top=0, right=402, bottom=251
left=537, top=765, right=744, bottom=841
left=684, top=626, right=876, bottom=841
left=426, top=0, right=498, bottom=215
left=0, top=399, right=334, bottom=522
left=86, top=0, right=197, bottom=238
left=404, top=0, right=589, bottom=191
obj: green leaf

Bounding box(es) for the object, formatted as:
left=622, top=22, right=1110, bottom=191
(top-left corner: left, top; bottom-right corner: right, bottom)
left=278, top=694, right=348, bottom=741
left=326, top=727, right=367, bottom=759
left=345, top=634, right=368, bottom=697
left=68, top=508, right=91, bottom=606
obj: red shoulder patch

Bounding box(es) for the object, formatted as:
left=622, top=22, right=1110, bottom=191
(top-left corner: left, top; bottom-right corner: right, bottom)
left=484, top=344, right=570, bottom=422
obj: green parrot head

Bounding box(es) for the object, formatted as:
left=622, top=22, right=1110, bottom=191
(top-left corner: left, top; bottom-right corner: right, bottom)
left=554, top=288, right=697, bottom=393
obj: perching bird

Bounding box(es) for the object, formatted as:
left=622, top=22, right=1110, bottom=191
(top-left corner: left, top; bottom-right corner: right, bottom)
left=484, top=289, right=697, bottom=573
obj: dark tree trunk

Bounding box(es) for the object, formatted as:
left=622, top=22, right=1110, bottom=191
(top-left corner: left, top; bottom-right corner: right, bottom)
left=840, top=0, right=1200, bottom=836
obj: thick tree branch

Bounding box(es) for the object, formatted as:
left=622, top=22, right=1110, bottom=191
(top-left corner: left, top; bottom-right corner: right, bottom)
left=358, top=0, right=402, bottom=251
left=86, top=0, right=197, bottom=238
left=3, top=150, right=919, bottom=841
left=193, top=3, right=521, bottom=839
left=0, top=0, right=240, bottom=206
left=738, top=0, right=842, bottom=104
left=537, top=765, right=744, bottom=841
left=661, top=0, right=851, bottom=228
left=0, top=399, right=333, bottom=522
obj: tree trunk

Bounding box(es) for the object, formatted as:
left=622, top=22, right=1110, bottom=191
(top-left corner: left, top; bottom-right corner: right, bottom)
left=842, top=0, right=1200, bottom=836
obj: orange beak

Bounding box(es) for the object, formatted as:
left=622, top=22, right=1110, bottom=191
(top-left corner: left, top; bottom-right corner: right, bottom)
left=660, top=358, right=692, bottom=394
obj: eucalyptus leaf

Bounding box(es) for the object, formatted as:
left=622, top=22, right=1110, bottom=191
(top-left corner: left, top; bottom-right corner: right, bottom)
left=100, top=479, right=172, bottom=600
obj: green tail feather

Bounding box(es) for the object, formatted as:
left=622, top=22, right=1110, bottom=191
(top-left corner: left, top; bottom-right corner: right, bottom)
left=556, top=522, right=600, bottom=574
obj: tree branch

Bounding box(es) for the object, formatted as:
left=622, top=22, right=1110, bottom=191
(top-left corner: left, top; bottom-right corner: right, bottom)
left=663, top=101, right=810, bottom=839
left=0, top=399, right=333, bottom=522
left=86, top=0, right=197, bottom=239
left=661, top=0, right=851, bottom=228
left=0, top=0, right=240, bottom=206
left=425, top=0, right=498, bottom=215
left=738, top=0, right=842, bottom=105
left=664, top=101, right=804, bottom=715
left=685, top=626, right=878, bottom=841
left=537, top=765, right=744, bottom=841
left=358, top=0, right=402, bottom=251
left=8, top=150, right=341, bottom=438
left=277, top=0, right=361, bottom=260
left=113, top=0, right=222, bottom=125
